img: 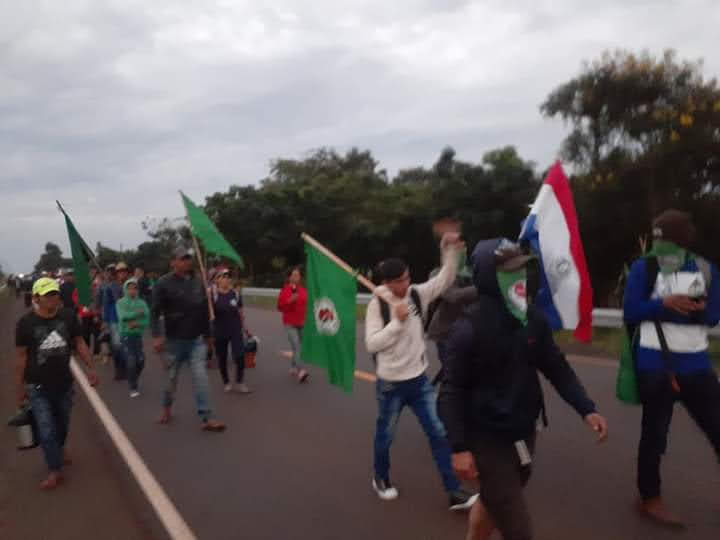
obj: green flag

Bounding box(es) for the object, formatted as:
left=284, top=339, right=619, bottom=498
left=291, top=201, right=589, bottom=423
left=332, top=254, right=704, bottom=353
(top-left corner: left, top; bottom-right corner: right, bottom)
left=301, top=241, right=357, bottom=392
left=180, top=192, right=244, bottom=268
left=57, top=203, right=94, bottom=307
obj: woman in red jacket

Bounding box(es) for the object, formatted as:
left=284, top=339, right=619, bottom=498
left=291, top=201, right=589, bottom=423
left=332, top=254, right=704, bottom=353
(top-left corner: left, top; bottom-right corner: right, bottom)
left=277, top=267, right=309, bottom=383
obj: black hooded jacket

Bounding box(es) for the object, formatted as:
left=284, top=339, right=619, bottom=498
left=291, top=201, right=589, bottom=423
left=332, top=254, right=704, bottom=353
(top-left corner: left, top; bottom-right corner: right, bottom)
left=437, top=238, right=597, bottom=451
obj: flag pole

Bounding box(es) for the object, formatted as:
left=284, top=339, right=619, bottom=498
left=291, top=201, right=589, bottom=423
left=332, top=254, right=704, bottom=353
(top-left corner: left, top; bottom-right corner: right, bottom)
left=56, top=200, right=103, bottom=272
left=300, top=234, right=403, bottom=308
left=301, top=233, right=375, bottom=292
left=180, top=192, right=215, bottom=321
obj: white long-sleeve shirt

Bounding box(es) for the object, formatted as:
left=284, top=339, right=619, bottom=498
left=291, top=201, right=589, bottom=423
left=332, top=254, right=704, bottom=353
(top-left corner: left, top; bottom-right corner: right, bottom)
left=365, top=245, right=460, bottom=381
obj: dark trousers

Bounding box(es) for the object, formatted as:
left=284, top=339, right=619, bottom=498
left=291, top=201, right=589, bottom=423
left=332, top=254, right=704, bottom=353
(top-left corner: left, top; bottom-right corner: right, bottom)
left=215, top=333, right=245, bottom=385
left=637, top=369, right=720, bottom=499
left=81, top=317, right=101, bottom=355
left=121, top=335, right=145, bottom=392
left=472, top=434, right=535, bottom=540
left=431, top=340, right=448, bottom=386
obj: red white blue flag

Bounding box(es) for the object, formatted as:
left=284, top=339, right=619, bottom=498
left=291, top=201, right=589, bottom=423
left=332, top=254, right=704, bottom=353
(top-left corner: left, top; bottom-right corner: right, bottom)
left=519, top=162, right=593, bottom=342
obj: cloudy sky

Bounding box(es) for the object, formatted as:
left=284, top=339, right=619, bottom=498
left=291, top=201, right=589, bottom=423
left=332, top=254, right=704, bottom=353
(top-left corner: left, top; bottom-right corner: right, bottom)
left=1, top=0, right=718, bottom=273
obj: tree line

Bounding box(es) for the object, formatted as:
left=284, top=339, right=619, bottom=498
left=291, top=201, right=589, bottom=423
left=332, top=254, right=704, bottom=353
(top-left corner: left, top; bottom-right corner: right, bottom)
left=33, top=49, right=720, bottom=306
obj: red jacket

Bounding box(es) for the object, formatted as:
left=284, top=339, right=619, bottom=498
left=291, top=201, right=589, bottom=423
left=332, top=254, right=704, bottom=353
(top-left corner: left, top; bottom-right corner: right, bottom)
left=277, top=284, right=307, bottom=327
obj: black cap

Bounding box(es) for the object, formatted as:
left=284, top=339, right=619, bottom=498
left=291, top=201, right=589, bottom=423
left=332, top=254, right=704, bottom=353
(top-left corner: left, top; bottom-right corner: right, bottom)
left=652, top=209, right=696, bottom=249
left=173, top=246, right=195, bottom=259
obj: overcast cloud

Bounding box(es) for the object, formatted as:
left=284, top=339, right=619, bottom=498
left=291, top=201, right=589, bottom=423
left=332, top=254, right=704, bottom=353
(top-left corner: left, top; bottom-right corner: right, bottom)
left=1, top=0, right=718, bottom=273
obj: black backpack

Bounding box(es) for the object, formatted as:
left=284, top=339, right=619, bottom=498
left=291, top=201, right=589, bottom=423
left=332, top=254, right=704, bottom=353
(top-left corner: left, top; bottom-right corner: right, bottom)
left=371, top=288, right=423, bottom=364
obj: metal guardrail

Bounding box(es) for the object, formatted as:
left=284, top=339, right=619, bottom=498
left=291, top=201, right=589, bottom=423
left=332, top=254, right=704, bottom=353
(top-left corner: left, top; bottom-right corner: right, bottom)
left=243, top=287, right=720, bottom=336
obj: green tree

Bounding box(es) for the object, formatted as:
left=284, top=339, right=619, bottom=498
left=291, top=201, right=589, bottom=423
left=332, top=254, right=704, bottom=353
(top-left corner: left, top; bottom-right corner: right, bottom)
left=34, top=242, right=72, bottom=273
left=542, top=49, right=720, bottom=302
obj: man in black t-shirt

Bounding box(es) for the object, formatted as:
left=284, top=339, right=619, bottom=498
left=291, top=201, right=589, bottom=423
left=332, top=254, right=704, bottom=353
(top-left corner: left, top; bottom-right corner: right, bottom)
left=15, top=277, right=99, bottom=490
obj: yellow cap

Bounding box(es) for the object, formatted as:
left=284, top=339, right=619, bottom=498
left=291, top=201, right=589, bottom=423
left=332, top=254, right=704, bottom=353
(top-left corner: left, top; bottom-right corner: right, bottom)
left=32, top=277, right=60, bottom=296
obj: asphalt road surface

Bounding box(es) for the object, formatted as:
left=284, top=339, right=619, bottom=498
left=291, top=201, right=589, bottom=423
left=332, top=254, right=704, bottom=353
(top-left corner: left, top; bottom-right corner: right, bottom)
left=2, top=296, right=719, bottom=539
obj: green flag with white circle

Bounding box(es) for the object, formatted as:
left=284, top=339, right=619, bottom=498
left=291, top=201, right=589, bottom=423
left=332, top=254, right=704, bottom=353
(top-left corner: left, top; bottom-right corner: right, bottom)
left=301, top=241, right=357, bottom=393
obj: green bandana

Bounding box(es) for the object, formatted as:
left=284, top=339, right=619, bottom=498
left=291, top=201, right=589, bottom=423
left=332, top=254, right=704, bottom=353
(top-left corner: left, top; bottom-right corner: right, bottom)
left=647, top=240, right=687, bottom=274
left=497, top=268, right=528, bottom=324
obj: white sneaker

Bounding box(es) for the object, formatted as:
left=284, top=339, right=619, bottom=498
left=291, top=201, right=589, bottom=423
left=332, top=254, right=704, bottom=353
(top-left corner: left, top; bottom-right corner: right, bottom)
left=130, top=391, right=140, bottom=398
left=224, top=384, right=233, bottom=393
left=236, top=383, right=252, bottom=394
left=372, top=477, right=399, bottom=501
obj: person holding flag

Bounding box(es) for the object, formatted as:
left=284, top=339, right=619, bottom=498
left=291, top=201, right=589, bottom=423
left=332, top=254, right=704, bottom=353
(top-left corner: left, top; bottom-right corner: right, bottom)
left=438, top=238, right=608, bottom=540
left=151, top=247, right=226, bottom=432
left=365, top=231, right=478, bottom=511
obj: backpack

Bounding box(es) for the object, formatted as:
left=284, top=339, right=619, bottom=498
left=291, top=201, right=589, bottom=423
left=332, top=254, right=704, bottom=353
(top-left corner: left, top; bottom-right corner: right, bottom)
left=371, top=288, right=423, bottom=364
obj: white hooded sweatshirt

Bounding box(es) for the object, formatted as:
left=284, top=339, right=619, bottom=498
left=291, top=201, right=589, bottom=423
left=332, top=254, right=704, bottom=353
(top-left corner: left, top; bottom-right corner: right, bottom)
left=365, top=244, right=460, bottom=382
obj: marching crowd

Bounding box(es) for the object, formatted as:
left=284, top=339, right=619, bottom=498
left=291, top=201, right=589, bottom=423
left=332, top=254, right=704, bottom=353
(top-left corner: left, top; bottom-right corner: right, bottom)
left=9, top=208, right=720, bottom=539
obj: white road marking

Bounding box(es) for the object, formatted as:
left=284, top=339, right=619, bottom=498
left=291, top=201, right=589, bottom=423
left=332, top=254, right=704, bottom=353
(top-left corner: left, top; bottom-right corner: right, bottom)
left=70, top=358, right=197, bottom=540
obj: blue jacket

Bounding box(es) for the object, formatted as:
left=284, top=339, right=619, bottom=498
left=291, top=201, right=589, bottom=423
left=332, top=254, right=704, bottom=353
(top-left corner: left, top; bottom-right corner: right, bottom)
left=623, top=256, right=720, bottom=374
left=101, top=282, right=124, bottom=324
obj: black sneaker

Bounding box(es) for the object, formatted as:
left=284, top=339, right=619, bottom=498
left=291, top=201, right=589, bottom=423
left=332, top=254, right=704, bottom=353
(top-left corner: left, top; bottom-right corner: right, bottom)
left=372, top=476, right=399, bottom=501
left=448, top=489, right=479, bottom=511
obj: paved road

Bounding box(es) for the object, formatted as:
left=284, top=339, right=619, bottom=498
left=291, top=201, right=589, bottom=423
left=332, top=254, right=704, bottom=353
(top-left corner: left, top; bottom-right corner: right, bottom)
left=3, top=296, right=720, bottom=539
left=0, top=296, right=168, bottom=540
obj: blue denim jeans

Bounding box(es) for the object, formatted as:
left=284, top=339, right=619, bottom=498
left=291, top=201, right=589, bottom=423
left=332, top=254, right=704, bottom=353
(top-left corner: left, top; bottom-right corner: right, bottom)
left=109, top=322, right=126, bottom=377
left=121, top=335, right=145, bottom=392
left=27, top=384, right=73, bottom=472
left=374, top=373, right=459, bottom=492
left=285, top=326, right=304, bottom=369
left=164, top=338, right=212, bottom=421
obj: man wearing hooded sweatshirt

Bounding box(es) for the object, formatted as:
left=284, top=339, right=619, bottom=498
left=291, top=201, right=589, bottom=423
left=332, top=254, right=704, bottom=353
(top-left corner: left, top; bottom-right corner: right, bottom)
left=365, top=231, right=478, bottom=511
left=438, top=238, right=608, bottom=540
left=623, top=210, right=720, bottom=528
left=116, top=278, right=150, bottom=397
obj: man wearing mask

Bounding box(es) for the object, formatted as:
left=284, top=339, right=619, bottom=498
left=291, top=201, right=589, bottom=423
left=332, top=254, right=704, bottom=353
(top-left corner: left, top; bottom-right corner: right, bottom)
left=623, top=210, right=720, bottom=528
left=439, top=238, right=608, bottom=540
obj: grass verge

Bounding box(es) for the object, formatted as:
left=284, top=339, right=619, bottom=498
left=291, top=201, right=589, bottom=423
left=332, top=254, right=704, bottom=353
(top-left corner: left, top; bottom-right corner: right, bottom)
left=242, top=294, right=720, bottom=368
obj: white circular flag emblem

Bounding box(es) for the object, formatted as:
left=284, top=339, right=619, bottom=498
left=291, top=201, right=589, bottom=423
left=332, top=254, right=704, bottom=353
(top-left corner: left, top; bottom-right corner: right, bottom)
left=314, top=297, right=341, bottom=336
left=508, top=280, right=527, bottom=312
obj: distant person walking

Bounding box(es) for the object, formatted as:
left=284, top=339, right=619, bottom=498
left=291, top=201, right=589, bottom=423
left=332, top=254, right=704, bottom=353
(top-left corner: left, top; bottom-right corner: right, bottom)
left=116, top=278, right=150, bottom=398
left=277, top=267, right=309, bottom=383
left=211, top=268, right=252, bottom=394
left=58, top=269, right=76, bottom=310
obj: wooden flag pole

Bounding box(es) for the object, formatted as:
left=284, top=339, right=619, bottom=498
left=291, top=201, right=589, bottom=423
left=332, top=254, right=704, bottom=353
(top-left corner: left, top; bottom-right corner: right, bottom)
left=180, top=191, right=215, bottom=321
left=190, top=229, right=215, bottom=321
left=301, top=233, right=400, bottom=308
left=301, top=233, right=376, bottom=291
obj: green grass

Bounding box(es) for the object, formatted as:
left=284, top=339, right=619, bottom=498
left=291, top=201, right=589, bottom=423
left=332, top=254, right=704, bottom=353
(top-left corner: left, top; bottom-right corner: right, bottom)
left=242, top=294, right=369, bottom=319
left=554, top=326, right=720, bottom=368
left=243, top=294, right=720, bottom=368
